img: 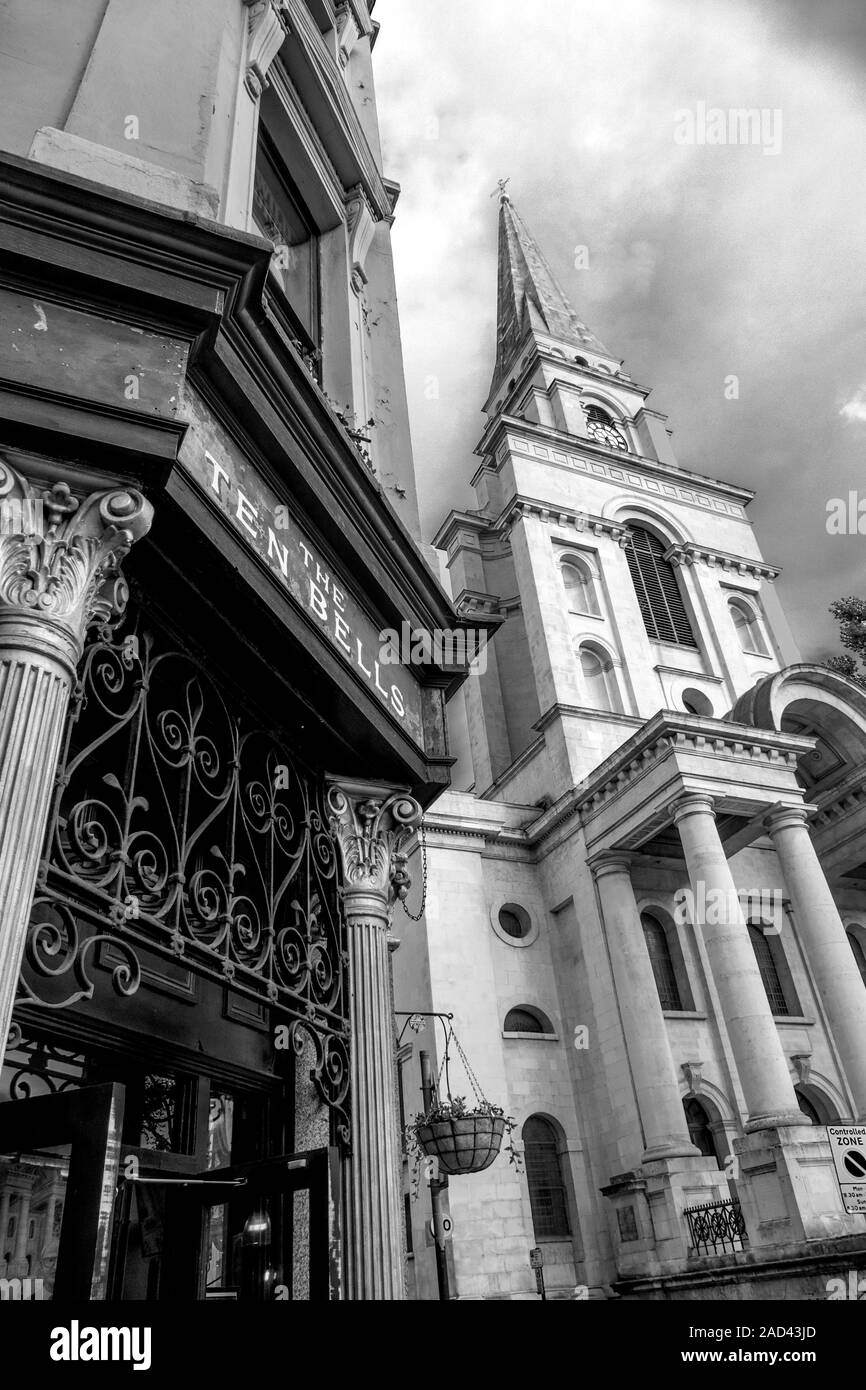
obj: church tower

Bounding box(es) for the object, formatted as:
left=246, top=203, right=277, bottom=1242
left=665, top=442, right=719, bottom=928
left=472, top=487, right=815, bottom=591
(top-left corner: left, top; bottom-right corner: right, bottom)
left=436, top=189, right=799, bottom=801
left=424, top=191, right=866, bottom=1302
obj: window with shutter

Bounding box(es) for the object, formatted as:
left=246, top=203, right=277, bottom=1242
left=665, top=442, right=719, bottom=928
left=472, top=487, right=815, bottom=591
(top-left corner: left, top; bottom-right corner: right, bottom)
left=625, top=527, right=697, bottom=646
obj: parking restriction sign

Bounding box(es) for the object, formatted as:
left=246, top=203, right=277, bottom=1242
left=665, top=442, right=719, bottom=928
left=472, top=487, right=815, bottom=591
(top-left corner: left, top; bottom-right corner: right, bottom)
left=828, top=1125, right=866, bottom=1214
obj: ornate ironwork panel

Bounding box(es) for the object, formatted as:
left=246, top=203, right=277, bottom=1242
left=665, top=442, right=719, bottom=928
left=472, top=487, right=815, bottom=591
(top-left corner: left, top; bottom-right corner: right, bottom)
left=684, top=1197, right=748, bottom=1255
left=18, top=607, right=350, bottom=1140
left=1, top=1021, right=86, bottom=1101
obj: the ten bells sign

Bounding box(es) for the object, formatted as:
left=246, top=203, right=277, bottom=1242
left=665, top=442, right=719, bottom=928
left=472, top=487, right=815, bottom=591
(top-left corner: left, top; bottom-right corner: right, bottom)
left=178, top=395, right=423, bottom=746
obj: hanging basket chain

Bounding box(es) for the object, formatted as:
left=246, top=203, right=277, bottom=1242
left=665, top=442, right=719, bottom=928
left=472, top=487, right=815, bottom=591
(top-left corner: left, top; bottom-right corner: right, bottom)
left=410, top=1020, right=523, bottom=1177
left=399, top=819, right=428, bottom=921
left=452, top=1027, right=488, bottom=1108
left=433, top=1020, right=488, bottom=1109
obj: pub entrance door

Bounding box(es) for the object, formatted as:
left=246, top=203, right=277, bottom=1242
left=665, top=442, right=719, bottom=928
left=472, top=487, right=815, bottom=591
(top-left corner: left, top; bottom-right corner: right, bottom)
left=112, top=1147, right=335, bottom=1301
left=0, top=1081, right=337, bottom=1302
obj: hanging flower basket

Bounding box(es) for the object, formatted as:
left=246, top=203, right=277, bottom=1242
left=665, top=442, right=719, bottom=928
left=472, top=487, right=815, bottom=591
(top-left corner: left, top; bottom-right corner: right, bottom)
left=415, top=1102, right=507, bottom=1175
left=404, top=1022, right=522, bottom=1189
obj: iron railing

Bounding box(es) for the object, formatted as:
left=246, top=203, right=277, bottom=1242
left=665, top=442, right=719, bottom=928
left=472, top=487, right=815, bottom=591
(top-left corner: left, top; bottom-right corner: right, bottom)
left=684, top=1197, right=748, bottom=1255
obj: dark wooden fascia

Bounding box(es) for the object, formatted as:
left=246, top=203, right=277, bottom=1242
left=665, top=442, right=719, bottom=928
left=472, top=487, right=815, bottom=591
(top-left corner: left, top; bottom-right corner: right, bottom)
left=0, top=153, right=479, bottom=657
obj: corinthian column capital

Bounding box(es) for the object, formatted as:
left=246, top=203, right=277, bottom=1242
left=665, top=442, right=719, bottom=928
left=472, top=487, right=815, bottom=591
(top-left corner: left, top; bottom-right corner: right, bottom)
left=326, top=777, right=422, bottom=919
left=0, top=459, right=152, bottom=673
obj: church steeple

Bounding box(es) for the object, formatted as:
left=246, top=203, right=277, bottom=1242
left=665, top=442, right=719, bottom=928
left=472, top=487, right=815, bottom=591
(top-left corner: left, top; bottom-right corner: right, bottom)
left=492, top=192, right=612, bottom=393
left=480, top=189, right=677, bottom=469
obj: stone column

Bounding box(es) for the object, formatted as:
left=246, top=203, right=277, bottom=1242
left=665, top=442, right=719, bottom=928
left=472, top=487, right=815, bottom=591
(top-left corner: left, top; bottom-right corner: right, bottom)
left=766, top=805, right=866, bottom=1120
left=591, top=853, right=700, bottom=1161
left=672, top=794, right=802, bottom=1130
left=327, top=779, right=422, bottom=1301
left=0, top=460, right=153, bottom=1069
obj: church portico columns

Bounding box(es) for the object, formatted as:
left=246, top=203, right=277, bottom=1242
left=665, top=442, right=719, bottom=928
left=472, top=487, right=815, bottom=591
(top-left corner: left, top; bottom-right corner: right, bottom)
left=672, top=794, right=803, bottom=1131
left=590, top=853, right=700, bottom=1163
left=327, top=780, right=423, bottom=1301
left=0, top=460, right=153, bottom=1071
left=765, top=804, right=866, bottom=1120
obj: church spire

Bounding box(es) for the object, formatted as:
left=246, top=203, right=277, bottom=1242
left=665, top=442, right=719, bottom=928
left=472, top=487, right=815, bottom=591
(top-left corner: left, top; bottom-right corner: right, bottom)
left=492, top=192, right=611, bottom=391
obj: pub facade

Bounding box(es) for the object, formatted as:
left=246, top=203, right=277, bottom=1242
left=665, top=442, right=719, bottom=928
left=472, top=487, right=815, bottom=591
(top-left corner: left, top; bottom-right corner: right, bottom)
left=0, top=0, right=466, bottom=1301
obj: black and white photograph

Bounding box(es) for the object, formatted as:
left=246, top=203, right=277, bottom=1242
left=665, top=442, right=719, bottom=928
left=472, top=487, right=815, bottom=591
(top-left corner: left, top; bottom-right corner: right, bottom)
left=0, top=0, right=863, bottom=1366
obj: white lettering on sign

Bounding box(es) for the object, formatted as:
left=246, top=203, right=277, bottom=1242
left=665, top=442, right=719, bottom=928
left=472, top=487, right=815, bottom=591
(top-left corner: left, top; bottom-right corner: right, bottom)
left=196, top=450, right=416, bottom=733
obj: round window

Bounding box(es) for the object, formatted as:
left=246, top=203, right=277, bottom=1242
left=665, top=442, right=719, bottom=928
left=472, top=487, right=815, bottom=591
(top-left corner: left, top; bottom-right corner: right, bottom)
left=681, top=687, right=714, bottom=717
left=499, top=908, right=526, bottom=938
left=492, top=902, right=537, bottom=946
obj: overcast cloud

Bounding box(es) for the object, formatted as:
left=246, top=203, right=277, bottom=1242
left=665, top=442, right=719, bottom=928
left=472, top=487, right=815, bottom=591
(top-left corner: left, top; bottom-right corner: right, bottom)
left=373, top=0, right=866, bottom=661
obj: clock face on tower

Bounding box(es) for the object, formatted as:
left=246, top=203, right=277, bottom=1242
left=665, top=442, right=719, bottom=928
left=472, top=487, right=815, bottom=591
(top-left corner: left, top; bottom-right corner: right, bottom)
left=585, top=406, right=628, bottom=451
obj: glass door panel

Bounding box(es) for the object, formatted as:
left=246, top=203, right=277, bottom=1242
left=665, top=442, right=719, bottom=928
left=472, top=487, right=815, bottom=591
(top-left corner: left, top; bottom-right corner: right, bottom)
left=0, top=1083, right=125, bottom=1300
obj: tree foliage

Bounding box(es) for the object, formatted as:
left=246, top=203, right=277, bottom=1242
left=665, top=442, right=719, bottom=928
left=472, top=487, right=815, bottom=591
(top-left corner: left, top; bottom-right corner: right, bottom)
left=826, top=598, right=866, bottom=686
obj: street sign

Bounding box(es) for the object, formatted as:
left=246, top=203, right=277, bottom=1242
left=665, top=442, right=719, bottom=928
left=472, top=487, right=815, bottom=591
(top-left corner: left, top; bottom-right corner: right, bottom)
left=429, top=1215, right=453, bottom=1243
left=828, top=1125, right=866, bottom=1214
left=529, top=1247, right=544, bottom=1269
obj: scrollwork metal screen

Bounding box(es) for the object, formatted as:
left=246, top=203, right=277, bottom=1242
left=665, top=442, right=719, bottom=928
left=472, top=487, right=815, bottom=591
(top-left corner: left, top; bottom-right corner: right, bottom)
left=19, top=608, right=350, bottom=1139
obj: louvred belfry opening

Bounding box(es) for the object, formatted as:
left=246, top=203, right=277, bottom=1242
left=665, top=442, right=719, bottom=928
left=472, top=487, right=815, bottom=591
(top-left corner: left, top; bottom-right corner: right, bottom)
left=625, top=527, right=697, bottom=647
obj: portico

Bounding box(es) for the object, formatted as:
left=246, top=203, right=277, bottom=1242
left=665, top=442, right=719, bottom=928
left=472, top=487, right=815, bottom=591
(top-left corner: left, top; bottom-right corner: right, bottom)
left=576, top=708, right=866, bottom=1259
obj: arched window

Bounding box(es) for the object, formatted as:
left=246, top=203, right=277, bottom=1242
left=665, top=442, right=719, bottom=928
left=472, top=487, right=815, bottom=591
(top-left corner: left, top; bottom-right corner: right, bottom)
left=848, top=930, right=866, bottom=986
left=729, top=599, right=769, bottom=656
left=625, top=527, right=696, bottom=647
left=579, top=645, right=622, bottom=713
left=523, top=1116, right=571, bottom=1239
left=683, top=1099, right=723, bottom=1168
left=504, top=1007, right=553, bottom=1035
left=795, top=1085, right=838, bottom=1125
left=747, top=922, right=795, bottom=1016
left=584, top=404, right=628, bottom=451
left=561, top=558, right=601, bottom=617
left=642, top=912, right=687, bottom=1011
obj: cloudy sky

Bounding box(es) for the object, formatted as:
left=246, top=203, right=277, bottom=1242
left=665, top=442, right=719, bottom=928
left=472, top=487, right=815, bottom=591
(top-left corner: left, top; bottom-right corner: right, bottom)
left=373, top=0, right=866, bottom=662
